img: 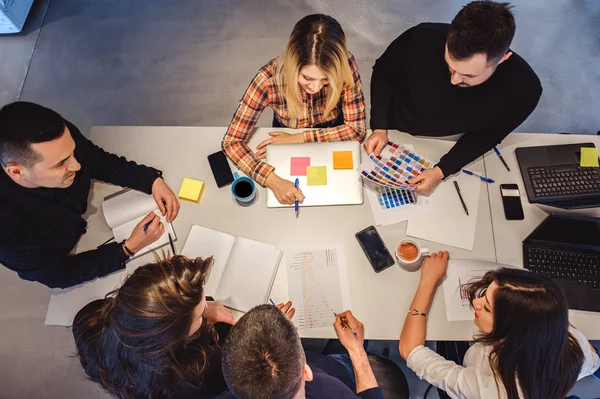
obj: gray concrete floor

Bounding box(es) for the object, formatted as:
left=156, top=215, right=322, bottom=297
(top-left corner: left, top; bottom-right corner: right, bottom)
left=0, top=0, right=599, bottom=398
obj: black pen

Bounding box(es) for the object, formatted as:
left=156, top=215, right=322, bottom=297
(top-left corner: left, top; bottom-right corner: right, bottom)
left=454, top=181, right=469, bottom=215
left=493, top=147, right=510, bottom=171
left=168, top=232, right=176, bottom=255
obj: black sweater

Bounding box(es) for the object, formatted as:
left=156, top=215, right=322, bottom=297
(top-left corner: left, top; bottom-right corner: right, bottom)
left=370, top=23, right=542, bottom=176
left=0, top=121, right=162, bottom=288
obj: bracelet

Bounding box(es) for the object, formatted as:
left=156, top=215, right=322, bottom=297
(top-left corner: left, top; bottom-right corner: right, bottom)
left=408, top=308, right=427, bottom=317
left=122, top=243, right=135, bottom=257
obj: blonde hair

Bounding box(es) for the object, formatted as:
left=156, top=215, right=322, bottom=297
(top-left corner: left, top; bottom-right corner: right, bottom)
left=275, top=14, right=354, bottom=125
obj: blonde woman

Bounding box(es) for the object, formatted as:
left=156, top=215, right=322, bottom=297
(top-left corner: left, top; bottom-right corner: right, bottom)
left=222, top=14, right=366, bottom=205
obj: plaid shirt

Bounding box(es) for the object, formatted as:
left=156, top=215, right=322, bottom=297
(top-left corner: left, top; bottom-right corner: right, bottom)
left=222, top=52, right=366, bottom=186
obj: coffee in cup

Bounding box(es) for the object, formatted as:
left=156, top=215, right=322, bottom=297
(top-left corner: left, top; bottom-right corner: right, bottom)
left=395, top=239, right=429, bottom=271
left=231, top=172, right=257, bottom=205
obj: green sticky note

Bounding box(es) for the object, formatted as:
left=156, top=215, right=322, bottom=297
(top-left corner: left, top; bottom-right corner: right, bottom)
left=307, top=166, right=328, bottom=186
left=580, top=147, right=599, bottom=167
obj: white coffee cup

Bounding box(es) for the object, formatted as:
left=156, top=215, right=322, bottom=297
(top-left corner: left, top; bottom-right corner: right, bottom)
left=395, top=239, right=430, bottom=272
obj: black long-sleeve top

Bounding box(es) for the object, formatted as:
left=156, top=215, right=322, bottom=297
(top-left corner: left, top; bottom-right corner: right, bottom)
left=370, top=23, right=542, bottom=176
left=0, top=121, right=162, bottom=288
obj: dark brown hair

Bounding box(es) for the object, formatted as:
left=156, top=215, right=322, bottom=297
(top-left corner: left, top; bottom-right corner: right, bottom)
left=447, top=1, right=516, bottom=63
left=465, top=267, right=584, bottom=399
left=73, top=255, right=225, bottom=399
left=222, top=304, right=305, bottom=399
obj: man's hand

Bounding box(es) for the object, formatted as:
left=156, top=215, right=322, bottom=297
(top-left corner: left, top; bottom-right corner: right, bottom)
left=276, top=300, right=296, bottom=320
left=125, top=212, right=164, bottom=253
left=420, top=251, right=449, bottom=287
left=364, top=129, right=388, bottom=157
left=256, top=131, right=304, bottom=159
left=333, top=310, right=365, bottom=354
left=408, top=166, right=444, bottom=195
left=265, top=173, right=305, bottom=205
left=204, top=301, right=235, bottom=325
left=152, top=178, right=180, bottom=223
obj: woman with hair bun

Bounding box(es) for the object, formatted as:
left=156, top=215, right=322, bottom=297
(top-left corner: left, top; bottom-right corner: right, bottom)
left=73, top=255, right=235, bottom=399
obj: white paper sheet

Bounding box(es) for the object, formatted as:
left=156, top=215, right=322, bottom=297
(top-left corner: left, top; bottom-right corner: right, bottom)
left=102, top=189, right=158, bottom=229
left=180, top=225, right=236, bottom=298
left=406, top=173, right=481, bottom=250
left=215, top=237, right=282, bottom=312
left=287, top=245, right=351, bottom=332
left=442, top=260, right=505, bottom=321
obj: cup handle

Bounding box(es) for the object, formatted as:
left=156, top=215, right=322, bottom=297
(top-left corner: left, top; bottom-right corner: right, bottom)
left=234, top=172, right=240, bottom=179
left=421, top=248, right=430, bottom=256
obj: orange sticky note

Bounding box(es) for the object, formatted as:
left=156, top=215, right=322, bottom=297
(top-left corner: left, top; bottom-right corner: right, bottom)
left=333, top=151, right=354, bottom=170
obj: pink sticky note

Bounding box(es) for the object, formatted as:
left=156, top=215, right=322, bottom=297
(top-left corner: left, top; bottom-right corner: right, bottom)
left=291, top=157, right=311, bottom=176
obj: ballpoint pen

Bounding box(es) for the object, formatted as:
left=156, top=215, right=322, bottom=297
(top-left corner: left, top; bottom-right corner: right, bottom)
left=493, top=147, right=511, bottom=171
left=168, top=232, right=176, bottom=255
left=294, top=178, right=299, bottom=218
left=333, top=312, right=358, bottom=336
left=462, top=169, right=495, bottom=183
left=269, top=298, right=276, bottom=306
left=453, top=181, right=469, bottom=215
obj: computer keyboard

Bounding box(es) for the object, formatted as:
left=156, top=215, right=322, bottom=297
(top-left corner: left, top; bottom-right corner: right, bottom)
left=525, top=248, right=600, bottom=289
left=528, top=166, right=600, bottom=197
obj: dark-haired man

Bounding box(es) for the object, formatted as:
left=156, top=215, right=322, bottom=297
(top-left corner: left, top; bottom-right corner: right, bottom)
left=0, top=101, right=180, bottom=288
left=366, top=1, right=542, bottom=194
left=220, top=305, right=384, bottom=399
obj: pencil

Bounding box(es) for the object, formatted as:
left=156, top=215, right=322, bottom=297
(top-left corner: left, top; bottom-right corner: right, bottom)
left=333, top=312, right=358, bottom=336
left=454, top=181, right=469, bottom=215
left=168, top=233, right=176, bottom=255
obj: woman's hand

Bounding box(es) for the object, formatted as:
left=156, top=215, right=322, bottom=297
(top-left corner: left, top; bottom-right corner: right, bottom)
left=265, top=173, right=305, bottom=205
left=276, top=300, right=296, bottom=320
left=420, top=251, right=449, bottom=287
left=204, top=301, right=235, bottom=326
left=256, top=131, right=304, bottom=159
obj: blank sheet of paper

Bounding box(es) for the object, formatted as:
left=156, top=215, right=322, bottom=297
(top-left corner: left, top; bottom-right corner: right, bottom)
left=406, top=174, right=481, bottom=250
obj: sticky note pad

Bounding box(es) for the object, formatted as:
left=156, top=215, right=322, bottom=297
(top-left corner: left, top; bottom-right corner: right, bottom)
left=291, top=157, right=311, bottom=176
left=178, top=178, right=205, bottom=203
left=307, top=166, right=328, bottom=186
left=333, top=151, right=354, bottom=170
left=580, top=147, right=599, bottom=167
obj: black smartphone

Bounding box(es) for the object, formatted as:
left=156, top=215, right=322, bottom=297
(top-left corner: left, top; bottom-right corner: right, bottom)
left=355, top=226, right=395, bottom=273
left=500, top=184, right=524, bottom=220
left=208, top=151, right=235, bottom=188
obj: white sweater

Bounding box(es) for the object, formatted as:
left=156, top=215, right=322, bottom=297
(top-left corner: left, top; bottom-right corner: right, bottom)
left=407, top=327, right=600, bottom=399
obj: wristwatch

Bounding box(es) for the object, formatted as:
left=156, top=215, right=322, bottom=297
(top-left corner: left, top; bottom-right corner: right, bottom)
left=408, top=308, right=427, bottom=317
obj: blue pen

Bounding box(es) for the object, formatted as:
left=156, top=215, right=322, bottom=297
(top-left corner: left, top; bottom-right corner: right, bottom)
left=462, top=169, right=495, bottom=183
left=143, top=221, right=151, bottom=232
left=294, top=178, right=300, bottom=218
left=269, top=298, right=276, bottom=306
left=493, top=147, right=511, bottom=171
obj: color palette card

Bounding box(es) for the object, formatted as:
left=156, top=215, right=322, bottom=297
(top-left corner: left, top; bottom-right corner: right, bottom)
left=359, top=141, right=434, bottom=189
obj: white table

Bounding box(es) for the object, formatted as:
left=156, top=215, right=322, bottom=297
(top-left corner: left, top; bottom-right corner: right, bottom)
left=484, top=133, right=600, bottom=337
left=73, top=126, right=496, bottom=340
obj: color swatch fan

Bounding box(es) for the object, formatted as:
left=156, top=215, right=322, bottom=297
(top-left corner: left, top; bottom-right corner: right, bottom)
left=359, top=141, right=434, bottom=190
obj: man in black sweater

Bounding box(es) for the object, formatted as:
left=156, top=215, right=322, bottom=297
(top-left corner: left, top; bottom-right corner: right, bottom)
left=366, top=1, right=542, bottom=194
left=0, top=102, right=180, bottom=288
left=218, top=304, right=387, bottom=399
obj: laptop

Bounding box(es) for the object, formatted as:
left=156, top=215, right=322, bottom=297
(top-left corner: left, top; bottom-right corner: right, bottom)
left=265, top=141, right=363, bottom=208
left=522, top=214, right=600, bottom=312
left=515, top=143, right=600, bottom=210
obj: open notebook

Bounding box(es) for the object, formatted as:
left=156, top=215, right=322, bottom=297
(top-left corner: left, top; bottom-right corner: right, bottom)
left=180, top=225, right=283, bottom=312
left=102, top=189, right=176, bottom=259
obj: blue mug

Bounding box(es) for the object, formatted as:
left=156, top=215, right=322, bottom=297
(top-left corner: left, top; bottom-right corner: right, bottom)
left=231, top=172, right=256, bottom=204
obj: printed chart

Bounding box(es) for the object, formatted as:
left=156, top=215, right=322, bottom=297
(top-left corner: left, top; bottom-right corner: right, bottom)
left=287, top=246, right=351, bottom=330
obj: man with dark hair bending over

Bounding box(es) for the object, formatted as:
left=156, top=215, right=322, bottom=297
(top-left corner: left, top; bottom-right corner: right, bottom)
left=365, top=1, right=542, bottom=195
left=0, top=102, right=180, bottom=288
left=219, top=304, right=385, bottom=399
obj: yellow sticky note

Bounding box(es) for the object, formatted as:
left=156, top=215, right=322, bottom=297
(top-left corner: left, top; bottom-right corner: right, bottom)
left=178, top=178, right=205, bottom=203
left=580, top=147, right=599, bottom=167
left=307, top=166, right=328, bottom=186
left=333, top=151, right=354, bottom=170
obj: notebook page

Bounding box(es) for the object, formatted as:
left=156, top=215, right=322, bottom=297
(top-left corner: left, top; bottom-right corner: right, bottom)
left=112, top=209, right=176, bottom=259
left=102, top=189, right=159, bottom=229
left=180, top=225, right=236, bottom=297
left=215, top=237, right=282, bottom=312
